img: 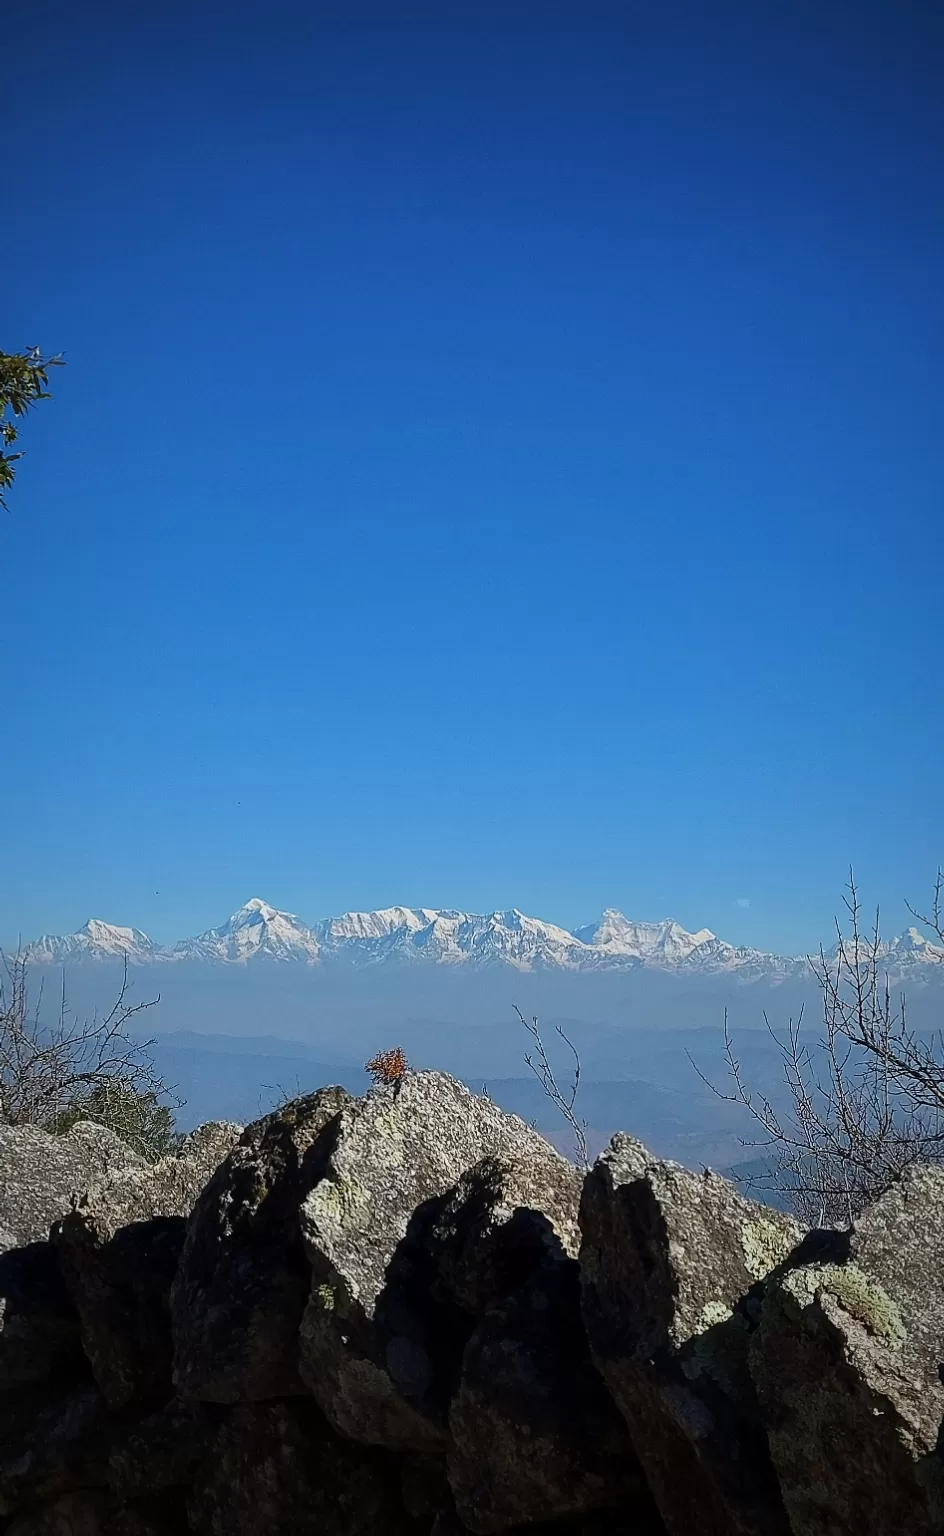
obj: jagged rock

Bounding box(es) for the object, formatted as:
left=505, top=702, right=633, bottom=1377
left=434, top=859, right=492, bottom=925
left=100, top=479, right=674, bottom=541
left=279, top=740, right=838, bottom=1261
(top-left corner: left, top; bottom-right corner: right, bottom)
left=401, top=1452, right=452, bottom=1525
left=429, top=1153, right=582, bottom=1316
left=751, top=1163, right=944, bottom=1536
left=430, top=1508, right=666, bottom=1536
left=107, top=1399, right=223, bottom=1498
left=4, top=1491, right=188, bottom=1536
left=0, top=1242, right=85, bottom=1391
left=448, top=1254, right=655, bottom=1532
left=175, top=1121, right=244, bottom=1176
left=4, top=1490, right=109, bottom=1536
left=0, top=1123, right=141, bottom=1249
left=172, top=1088, right=352, bottom=1402
left=187, top=1398, right=413, bottom=1535
left=580, top=1133, right=801, bottom=1536
left=298, top=1070, right=566, bottom=1450
left=54, top=1127, right=241, bottom=1410
left=428, top=1154, right=648, bottom=1531
left=0, top=1384, right=108, bottom=1517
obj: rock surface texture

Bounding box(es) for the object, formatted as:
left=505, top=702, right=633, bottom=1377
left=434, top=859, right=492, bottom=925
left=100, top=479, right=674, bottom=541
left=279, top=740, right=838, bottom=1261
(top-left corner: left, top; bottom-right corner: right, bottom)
left=54, top=1124, right=242, bottom=1409
left=298, top=1072, right=568, bottom=1449
left=750, top=1163, right=944, bottom=1536
left=1, top=1071, right=943, bottom=1535
left=579, top=1135, right=801, bottom=1536
left=0, top=1123, right=141, bottom=1251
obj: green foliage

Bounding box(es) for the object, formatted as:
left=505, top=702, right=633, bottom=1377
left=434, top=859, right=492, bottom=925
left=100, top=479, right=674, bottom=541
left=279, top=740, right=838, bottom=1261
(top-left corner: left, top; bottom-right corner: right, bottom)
left=0, top=347, right=64, bottom=508
left=48, top=1078, right=177, bottom=1163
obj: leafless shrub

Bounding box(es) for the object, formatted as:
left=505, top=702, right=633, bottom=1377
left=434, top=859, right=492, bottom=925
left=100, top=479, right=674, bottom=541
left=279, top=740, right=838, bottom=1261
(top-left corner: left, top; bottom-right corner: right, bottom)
left=0, top=949, right=175, bottom=1142
left=694, top=872, right=944, bottom=1228
left=514, top=1005, right=590, bottom=1169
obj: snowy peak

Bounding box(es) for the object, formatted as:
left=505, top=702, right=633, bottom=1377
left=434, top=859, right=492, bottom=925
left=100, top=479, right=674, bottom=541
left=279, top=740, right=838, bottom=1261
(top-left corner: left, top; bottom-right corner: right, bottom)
left=24, top=918, right=157, bottom=965
left=573, top=910, right=716, bottom=963
left=320, top=907, right=442, bottom=944
left=19, top=900, right=944, bottom=980
left=173, top=899, right=321, bottom=965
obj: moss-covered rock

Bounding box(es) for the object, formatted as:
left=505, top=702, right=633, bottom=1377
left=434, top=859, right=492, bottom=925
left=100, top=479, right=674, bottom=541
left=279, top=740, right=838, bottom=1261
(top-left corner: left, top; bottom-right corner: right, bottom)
left=299, top=1070, right=570, bottom=1450
left=750, top=1164, right=944, bottom=1536
left=53, top=1124, right=242, bottom=1410
left=579, top=1133, right=801, bottom=1536
left=171, top=1089, right=351, bottom=1403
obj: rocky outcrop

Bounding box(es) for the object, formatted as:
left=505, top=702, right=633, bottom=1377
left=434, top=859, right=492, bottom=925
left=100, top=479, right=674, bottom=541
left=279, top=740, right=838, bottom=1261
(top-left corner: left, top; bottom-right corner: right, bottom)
left=171, top=1089, right=351, bottom=1402
left=53, top=1124, right=242, bottom=1409
left=3, top=1071, right=944, bottom=1536
left=298, top=1073, right=567, bottom=1450
left=750, top=1163, right=944, bottom=1535
left=0, top=1243, right=84, bottom=1392
left=187, top=1399, right=412, bottom=1535
left=0, top=1124, right=140, bottom=1251
left=579, top=1134, right=801, bottom=1536
left=435, top=1155, right=647, bottom=1532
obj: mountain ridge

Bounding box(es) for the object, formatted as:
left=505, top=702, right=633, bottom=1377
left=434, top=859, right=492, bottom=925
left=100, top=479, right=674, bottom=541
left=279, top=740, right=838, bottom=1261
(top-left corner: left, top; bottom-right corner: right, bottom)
left=19, top=899, right=944, bottom=981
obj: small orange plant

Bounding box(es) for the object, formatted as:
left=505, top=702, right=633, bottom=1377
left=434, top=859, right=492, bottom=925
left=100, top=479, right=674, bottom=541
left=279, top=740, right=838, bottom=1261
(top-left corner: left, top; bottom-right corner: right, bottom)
left=365, top=1046, right=408, bottom=1087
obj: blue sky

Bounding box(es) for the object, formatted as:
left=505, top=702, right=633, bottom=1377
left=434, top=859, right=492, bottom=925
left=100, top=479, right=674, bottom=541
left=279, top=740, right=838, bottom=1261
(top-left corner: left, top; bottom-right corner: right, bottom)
left=4, top=0, right=942, bottom=953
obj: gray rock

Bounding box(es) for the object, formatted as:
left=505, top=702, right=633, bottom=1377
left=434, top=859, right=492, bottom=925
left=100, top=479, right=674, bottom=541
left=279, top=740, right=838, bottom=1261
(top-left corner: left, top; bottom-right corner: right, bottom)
left=448, top=1255, right=654, bottom=1533
left=108, top=1399, right=223, bottom=1498
left=175, top=1121, right=244, bottom=1175
left=0, top=1242, right=85, bottom=1392
left=0, top=1384, right=108, bottom=1518
left=431, top=1508, right=667, bottom=1536
left=426, top=1152, right=649, bottom=1531
left=429, top=1153, right=582, bottom=1317
left=751, top=1163, right=944, bottom=1536
left=299, top=1070, right=565, bottom=1450
left=54, top=1130, right=241, bottom=1409
left=187, top=1398, right=413, bottom=1535
left=172, top=1087, right=352, bottom=1402
left=4, top=1491, right=188, bottom=1536
left=580, top=1133, right=801, bottom=1536
left=4, top=1490, right=109, bottom=1536
left=0, top=1123, right=140, bottom=1249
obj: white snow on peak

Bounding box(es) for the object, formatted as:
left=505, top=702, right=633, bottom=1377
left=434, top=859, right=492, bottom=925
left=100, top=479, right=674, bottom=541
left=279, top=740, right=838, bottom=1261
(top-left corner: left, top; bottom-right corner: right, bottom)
left=321, top=907, right=442, bottom=943
left=573, top=910, right=716, bottom=962
left=19, top=900, right=944, bottom=981
left=172, top=898, right=321, bottom=965
left=24, top=918, right=156, bottom=964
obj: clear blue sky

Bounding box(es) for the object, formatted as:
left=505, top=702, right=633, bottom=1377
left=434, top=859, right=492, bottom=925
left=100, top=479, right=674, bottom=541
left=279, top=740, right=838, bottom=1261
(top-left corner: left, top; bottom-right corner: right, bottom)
left=4, top=0, right=942, bottom=953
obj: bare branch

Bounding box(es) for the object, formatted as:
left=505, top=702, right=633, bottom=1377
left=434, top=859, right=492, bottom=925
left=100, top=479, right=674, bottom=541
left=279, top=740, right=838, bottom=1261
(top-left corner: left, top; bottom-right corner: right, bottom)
left=515, top=1005, right=590, bottom=1169
left=0, top=950, right=178, bottom=1154
left=696, top=871, right=944, bottom=1227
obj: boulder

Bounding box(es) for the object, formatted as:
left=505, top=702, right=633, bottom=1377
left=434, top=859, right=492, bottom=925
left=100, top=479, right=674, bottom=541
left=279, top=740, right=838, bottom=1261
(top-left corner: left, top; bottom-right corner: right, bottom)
left=0, top=1242, right=85, bottom=1392
left=174, top=1121, right=244, bottom=1177
left=0, top=1123, right=140, bottom=1249
left=579, top=1134, right=801, bottom=1536
left=171, top=1088, right=352, bottom=1402
left=298, top=1070, right=567, bottom=1450
left=54, top=1125, right=242, bottom=1409
left=4, top=1491, right=189, bottom=1536
left=0, top=1384, right=109, bottom=1518
left=430, top=1508, right=666, bottom=1536
left=4, top=1490, right=109, bottom=1536
left=431, top=1154, right=650, bottom=1532
left=187, top=1398, right=413, bottom=1535
left=107, top=1399, right=223, bottom=1499
left=429, top=1153, right=582, bottom=1316
left=448, top=1254, right=655, bottom=1533
left=750, top=1163, right=944, bottom=1536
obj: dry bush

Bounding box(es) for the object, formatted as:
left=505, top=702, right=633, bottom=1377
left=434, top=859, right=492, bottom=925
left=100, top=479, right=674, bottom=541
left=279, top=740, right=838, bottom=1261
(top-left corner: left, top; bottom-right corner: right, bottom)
left=0, top=950, right=178, bottom=1159
left=695, top=873, right=944, bottom=1227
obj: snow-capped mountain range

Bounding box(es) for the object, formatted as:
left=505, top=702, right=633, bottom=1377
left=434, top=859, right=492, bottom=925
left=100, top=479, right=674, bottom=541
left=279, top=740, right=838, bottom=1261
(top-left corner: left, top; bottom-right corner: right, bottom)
left=19, top=899, right=944, bottom=980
